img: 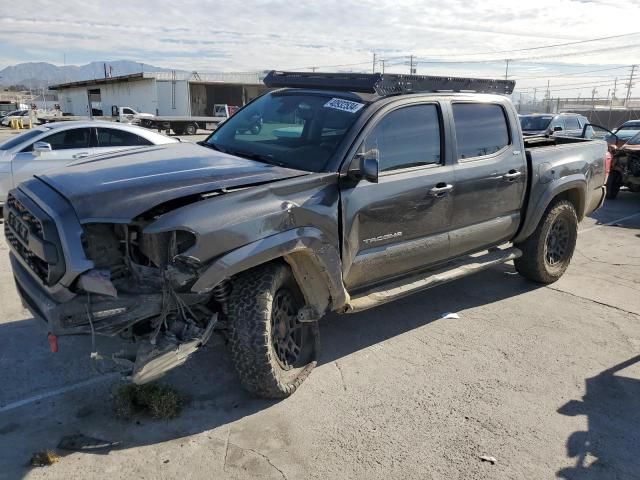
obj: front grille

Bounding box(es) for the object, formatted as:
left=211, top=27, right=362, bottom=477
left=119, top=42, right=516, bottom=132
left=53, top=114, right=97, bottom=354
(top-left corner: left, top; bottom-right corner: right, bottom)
left=5, top=195, right=49, bottom=282
left=4, top=192, right=65, bottom=285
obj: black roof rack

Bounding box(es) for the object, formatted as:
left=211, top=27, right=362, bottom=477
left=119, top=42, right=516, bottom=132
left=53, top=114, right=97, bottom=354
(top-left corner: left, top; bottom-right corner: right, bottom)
left=264, top=71, right=515, bottom=96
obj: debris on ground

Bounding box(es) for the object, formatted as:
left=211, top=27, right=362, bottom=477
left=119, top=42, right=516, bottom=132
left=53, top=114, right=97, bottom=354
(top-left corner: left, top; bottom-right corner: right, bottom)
left=113, top=383, right=183, bottom=420
left=442, top=312, right=460, bottom=319
left=479, top=455, right=497, bottom=464
left=57, top=434, right=121, bottom=452
left=29, top=450, right=60, bottom=467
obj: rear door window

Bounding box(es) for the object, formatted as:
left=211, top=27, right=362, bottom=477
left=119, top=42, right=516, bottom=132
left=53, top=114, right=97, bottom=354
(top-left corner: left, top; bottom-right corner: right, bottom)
left=564, top=116, right=581, bottom=130
left=452, top=103, right=510, bottom=160
left=363, top=104, right=442, bottom=172
left=97, top=128, right=152, bottom=147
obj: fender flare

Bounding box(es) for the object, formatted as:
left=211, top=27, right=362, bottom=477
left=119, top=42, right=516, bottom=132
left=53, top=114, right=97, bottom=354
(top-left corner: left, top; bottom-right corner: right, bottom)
left=191, top=227, right=349, bottom=313
left=514, top=175, right=587, bottom=244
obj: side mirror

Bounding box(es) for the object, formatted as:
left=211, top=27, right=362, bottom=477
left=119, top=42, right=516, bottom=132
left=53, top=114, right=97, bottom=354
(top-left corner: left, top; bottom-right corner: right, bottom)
left=553, top=126, right=563, bottom=132
left=349, top=150, right=379, bottom=183
left=33, top=142, right=52, bottom=154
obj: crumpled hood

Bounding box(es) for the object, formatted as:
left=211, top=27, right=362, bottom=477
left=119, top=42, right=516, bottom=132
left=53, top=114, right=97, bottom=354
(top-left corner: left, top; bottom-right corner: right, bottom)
left=36, top=142, right=309, bottom=222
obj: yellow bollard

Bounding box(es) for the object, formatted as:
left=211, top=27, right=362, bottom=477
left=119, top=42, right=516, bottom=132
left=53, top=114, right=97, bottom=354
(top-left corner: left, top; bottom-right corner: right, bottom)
left=19, top=118, right=24, bottom=129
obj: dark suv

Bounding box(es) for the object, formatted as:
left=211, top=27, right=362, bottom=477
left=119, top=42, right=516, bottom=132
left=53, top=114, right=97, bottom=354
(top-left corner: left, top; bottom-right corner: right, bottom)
left=519, top=113, right=590, bottom=137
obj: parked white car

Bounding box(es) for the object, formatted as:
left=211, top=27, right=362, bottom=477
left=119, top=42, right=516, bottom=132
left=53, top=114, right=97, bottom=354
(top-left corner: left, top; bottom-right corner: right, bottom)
left=1, top=109, right=31, bottom=127
left=0, top=121, right=178, bottom=206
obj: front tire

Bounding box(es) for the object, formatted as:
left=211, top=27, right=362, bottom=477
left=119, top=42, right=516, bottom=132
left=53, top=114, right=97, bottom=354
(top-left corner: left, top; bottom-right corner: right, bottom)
left=514, top=200, right=578, bottom=284
left=227, top=263, right=318, bottom=398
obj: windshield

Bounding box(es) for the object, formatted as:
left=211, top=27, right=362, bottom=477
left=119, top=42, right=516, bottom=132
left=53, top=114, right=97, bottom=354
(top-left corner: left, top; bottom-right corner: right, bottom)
left=519, top=115, right=553, bottom=131
left=0, top=128, right=44, bottom=150
left=206, top=92, right=365, bottom=172
left=626, top=132, right=640, bottom=145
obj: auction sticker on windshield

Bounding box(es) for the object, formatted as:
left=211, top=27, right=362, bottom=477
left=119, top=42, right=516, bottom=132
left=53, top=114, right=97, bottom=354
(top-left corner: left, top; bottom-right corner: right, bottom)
left=324, top=98, right=365, bottom=113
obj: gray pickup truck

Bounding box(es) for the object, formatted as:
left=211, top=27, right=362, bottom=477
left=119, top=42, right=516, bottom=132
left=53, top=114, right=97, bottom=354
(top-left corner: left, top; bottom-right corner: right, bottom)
left=4, top=72, right=608, bottom=398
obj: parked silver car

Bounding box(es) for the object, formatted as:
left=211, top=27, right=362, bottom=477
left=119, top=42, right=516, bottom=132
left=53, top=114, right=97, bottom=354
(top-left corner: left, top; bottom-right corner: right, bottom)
left=0, top=121, right=178, bottom=206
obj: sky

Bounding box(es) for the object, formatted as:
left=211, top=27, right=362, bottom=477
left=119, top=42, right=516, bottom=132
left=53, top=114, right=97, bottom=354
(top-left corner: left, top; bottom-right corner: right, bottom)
left=2, top=0, right=640, bottom=98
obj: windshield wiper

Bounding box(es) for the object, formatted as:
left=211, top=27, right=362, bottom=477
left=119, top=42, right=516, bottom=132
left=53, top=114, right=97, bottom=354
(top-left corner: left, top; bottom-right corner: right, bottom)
left=199, top=141, right=226, bottom=153
left=224, top=149, right=286, bottom=167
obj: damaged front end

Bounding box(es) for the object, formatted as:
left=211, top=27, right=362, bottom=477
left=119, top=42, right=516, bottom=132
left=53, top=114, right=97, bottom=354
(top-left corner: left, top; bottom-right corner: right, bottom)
left=21, top=219, right=225, bottom=384
left=76, top=223, right=225, bottom=384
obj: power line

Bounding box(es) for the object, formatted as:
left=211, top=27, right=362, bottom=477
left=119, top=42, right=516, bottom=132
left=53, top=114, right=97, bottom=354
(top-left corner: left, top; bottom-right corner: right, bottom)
left=410, top=42, right=640, bottom=64
left=417, top=31, right=640, bottom=58
left=512, top=65, right=630, bottom=80
left=517, top=78, right=629, bottom=90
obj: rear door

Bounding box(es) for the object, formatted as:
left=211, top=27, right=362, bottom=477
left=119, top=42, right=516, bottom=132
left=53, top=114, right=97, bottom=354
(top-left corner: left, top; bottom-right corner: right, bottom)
left=93, top=127, right=153, bottom=155
left=12, top=127, right=93, bottom=187
left=340, top=101, right=455, bottom=290
left=447, top=101, right=526, bottom=257
left=557, top=115, right=583, bottom=138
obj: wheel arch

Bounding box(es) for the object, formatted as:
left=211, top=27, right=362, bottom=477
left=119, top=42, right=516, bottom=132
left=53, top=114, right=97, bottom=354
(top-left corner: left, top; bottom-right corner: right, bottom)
left=191, top=227, right=349, bottom=316
left=515, top=176, right=586, bottom=244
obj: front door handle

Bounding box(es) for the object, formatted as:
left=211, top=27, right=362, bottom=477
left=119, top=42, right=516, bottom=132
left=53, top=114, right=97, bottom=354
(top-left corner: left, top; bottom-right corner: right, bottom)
left=428, top=183, right=454, bottom=197
left=503, top=170, right=522, bottom=181
left=72, top=152, right=90, bottom=159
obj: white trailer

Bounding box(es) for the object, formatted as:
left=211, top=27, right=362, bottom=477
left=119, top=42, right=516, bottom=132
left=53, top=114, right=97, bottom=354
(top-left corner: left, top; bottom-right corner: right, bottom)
left=139, top=104, right=242, bottom=135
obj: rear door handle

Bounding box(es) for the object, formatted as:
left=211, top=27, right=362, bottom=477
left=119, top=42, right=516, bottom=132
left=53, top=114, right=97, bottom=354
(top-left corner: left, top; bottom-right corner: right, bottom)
left=428, top=183, right=454, bottom=197
left=72, top=152, right=90, bottom=159
left=503, top=170, right=522, bottom=181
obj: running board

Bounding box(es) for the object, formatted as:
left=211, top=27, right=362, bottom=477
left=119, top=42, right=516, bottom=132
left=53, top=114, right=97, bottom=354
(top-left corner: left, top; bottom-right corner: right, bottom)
left=346, top=246, right=522, bottom=313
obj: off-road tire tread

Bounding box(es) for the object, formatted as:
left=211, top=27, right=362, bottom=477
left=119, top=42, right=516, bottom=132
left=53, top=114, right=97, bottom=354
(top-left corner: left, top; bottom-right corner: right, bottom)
left=227, top=263, right=316, bottom=398
left=514, top=200, right=578, bottom=284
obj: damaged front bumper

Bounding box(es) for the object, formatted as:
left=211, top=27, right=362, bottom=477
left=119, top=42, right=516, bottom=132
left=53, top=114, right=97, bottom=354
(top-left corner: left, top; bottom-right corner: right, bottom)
left=11, top=253, right=217, bottom=384
left=11, top=253, right=162, bottom=336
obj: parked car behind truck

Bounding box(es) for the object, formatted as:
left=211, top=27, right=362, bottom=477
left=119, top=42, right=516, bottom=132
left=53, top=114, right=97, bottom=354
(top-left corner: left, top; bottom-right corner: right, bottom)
left=4, top=72, right=608, bottom=398
left=0, top=121, right=178, bottom=207
left=606, top=130, right=640, bottom=198
left=519, top=112, right=590, bottom=138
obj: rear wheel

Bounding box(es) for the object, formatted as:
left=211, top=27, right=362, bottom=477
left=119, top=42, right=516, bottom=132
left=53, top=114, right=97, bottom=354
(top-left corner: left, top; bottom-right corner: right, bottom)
left=514, top=200, right=578, bottom=284
left=227, top=263, right=318, bottom=398
left=184, top=123, right=197, bottom=135
left=606, top=171, right=621, bottom=199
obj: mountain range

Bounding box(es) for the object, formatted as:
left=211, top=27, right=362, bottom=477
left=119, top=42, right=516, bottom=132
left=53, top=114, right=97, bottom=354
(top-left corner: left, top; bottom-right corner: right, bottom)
left=0, top=61, right=177, bottom=89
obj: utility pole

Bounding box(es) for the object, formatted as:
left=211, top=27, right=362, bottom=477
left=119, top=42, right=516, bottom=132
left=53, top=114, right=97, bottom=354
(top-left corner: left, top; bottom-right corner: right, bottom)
left=532, top=88, right=537, bottom=110
left=310, top=67, right=317, bottom=72
left=545, top=80, right=551, bottom=113
left=504, top=59, right=510, bottom=80
left=624, top=65, right=636, bottom=107
left=380, top=59, right=385, bottom=74
left=591, top=87, right=598, bottom=109
left=409, top=55, right=415, bottom=75
left=372, top=53, right=376, bottom=73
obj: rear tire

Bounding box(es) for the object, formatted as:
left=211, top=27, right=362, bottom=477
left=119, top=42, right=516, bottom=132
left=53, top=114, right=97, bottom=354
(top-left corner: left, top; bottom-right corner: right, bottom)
left=514, top=200, right=578, bottom=284
left=606, top=172, right=621, bottom=199
left=227, top=263, right=319, bottom=398
left=184, top=123, right=197, bottom=135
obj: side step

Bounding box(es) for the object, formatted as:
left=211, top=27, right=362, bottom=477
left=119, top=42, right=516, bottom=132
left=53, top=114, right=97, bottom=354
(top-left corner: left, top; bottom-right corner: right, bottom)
left=346, top=246, right=522, bottom=313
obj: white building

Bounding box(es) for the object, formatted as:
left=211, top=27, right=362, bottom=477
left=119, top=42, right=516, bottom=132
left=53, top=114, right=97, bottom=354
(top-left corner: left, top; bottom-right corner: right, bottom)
left=50, top=71, right=269, bottom=117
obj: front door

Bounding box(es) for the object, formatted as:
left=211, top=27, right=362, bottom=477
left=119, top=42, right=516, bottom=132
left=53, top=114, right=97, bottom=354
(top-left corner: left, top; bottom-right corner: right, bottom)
left=12, top=127, right=94, bottom=187
left=340, top=102, right=454, bottom=290
left=448, top=101, right=526, bottom=257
